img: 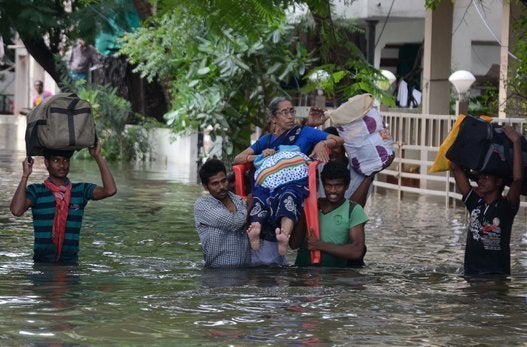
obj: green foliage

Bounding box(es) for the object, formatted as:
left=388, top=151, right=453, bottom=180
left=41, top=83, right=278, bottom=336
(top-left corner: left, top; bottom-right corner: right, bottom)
left=423, top=0, right=455, bottom=10
left=0, top=0, right=112, bottom=48
left=302, top=63, right=396, bottom=108
left=120, top=9, right=313, bottom=156
left=297, top=7, right=395, bottom=107
left=508, top=7, right=527, bottom=116
left=0, top=0, right=68, bottom=40
left=152, top=0, right=292, bottom=39
left=74, top=84, right=150, bottom=161
left=120, top=0, right=397, bottom=158
left=468, top=83, right=498, bottom=117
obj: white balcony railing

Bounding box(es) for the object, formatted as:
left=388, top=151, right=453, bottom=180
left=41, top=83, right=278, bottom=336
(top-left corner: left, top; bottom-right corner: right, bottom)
left=376, top=111, right=527, bottom=208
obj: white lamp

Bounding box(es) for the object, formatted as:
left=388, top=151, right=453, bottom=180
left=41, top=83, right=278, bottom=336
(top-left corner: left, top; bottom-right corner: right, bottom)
left=449, top=70, right=475, bottom=115
left=377, top=70, right=397, bottom=91
left=374, top=70, right=397, bottom=110
left=449, top=70, right=476, bottom=96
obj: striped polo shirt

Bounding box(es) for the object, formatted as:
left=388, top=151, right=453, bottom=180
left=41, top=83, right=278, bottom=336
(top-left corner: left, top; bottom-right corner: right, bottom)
left=26, top=182, right=96, bottom=264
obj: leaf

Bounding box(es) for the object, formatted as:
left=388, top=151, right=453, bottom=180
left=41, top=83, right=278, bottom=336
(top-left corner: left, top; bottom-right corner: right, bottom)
left=197, top=67, right=211, bottom=75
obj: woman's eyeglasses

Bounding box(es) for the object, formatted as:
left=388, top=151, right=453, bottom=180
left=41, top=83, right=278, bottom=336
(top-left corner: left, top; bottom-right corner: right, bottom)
left=275, top=108, right=296, bottom=116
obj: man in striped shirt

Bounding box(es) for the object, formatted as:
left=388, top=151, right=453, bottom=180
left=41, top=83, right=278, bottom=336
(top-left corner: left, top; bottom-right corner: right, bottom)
left=10, top=142, right=117, bottom=264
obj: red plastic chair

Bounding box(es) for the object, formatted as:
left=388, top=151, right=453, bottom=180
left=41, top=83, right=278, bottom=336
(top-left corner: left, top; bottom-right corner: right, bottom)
left=232, top=160, right=321, bottom=264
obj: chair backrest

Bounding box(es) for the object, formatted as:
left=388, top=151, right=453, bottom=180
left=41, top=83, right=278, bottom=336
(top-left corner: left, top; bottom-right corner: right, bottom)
left=232, top=160, right=321, bottom=264
left=233, top=162, right=253, bottom=198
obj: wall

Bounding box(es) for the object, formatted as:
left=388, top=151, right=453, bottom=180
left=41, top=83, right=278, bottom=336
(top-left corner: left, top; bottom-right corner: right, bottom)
left=0, top=70, right=15, bottom=114
left=10, top=41, right=58, bottom=114
left=336, top=0, right=425, bottom=20
left=451, top=0, right=502, bottom=75
left=375, top=20, right=425, bottom=69
left=334, top=0, right=502, bottom=80
left=143, top=128, right=199, bottom=183
left=0, top=114, right=26, bottom=151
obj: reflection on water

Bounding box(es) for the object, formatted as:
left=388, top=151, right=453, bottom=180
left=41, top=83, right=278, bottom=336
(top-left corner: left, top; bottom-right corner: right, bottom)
left=1, top=137, right=527, bottom=345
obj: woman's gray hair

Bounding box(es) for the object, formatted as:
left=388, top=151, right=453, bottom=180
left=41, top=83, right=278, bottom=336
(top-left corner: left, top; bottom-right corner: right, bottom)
left=267, top=96, right=291, bottom=116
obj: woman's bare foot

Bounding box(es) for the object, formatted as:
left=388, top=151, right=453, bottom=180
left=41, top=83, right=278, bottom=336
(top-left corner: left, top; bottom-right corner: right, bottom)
left=247, top=222, right=261, bottom=250
left=276, top=227, right=290, bottom=256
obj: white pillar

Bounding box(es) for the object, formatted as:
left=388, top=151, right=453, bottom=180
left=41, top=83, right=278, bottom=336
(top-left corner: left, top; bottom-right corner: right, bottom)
left=498, top=1, right=510, bottom=119
left=422, top=1, right=453, bottom=115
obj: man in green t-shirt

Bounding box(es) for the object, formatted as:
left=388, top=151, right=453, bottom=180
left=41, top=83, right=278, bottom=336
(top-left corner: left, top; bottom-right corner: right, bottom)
left=290, top=160, right=369, bottom=267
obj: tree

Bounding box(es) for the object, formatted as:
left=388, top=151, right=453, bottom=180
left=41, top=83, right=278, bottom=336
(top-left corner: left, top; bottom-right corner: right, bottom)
left=121, top=6, right=312, bottom=156
left=505, top=2, right=527, bottom=116
left=0, top=0, right=168, bottom=120
left=0, top=0, right=77, bottom=84
left=295, top=5, right=393, bottom=106
left=120, top=0, right=391, bottom=158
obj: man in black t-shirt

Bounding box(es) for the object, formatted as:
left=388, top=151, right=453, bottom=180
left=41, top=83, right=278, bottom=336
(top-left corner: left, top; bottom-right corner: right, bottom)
left=451, top=125, right=523, bottom=275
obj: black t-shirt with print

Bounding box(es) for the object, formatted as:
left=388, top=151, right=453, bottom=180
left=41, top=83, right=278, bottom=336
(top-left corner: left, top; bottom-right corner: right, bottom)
left=463, top=189, right=517, bottom=275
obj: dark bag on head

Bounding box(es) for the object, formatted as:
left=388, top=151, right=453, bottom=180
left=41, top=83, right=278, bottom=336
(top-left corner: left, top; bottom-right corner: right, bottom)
left=446, top=114, right=527, bottom=194
left=25, top=93, right=96, bottom=156
left=446, top=115, right=510, bottom=177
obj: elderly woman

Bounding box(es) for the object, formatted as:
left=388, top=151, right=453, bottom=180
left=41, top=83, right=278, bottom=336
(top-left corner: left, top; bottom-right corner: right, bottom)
left=234, top=96, right=343, bottom=264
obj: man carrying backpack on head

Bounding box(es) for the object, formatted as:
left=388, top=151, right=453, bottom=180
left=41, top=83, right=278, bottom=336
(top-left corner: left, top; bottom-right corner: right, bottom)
left=10, top=141, right=117, bottom=265
left=451, top=125, right=523, bottom=276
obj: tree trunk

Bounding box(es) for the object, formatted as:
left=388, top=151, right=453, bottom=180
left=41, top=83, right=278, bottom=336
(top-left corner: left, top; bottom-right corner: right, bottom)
left=92, top=56, right=168, bottom=122
left=20, top=37, right=63, bottom=87
left=133, top=0, right=153, bottom=20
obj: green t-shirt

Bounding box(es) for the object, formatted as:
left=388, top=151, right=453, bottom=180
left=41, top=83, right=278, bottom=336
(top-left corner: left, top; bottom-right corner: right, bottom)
left=295, top=200, right=368, bottom=267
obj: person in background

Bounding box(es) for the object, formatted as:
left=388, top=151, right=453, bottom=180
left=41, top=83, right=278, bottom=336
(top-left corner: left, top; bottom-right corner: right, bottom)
left=10, top=141, right=117, bottom=265
left=290, top=160, right=369, bottom=267
left=67, top=39, right=101, bottom=82
left=451, top=125, right=523, bottom=276
left=31, top=80, right=53, bottom=107
left=194, top=159, right=252, bottom=268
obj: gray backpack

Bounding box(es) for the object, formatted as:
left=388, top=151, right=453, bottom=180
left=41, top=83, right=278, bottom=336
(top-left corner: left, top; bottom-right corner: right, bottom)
left=25, top=93, right=96, bottom=156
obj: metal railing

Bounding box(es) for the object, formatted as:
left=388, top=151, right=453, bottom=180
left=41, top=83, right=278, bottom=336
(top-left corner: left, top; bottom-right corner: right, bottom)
left=375, top=111, right=527, bottom=208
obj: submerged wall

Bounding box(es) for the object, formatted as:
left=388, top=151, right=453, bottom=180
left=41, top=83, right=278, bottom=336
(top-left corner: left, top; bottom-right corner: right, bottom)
left=142, top=128, right=199, bottom=183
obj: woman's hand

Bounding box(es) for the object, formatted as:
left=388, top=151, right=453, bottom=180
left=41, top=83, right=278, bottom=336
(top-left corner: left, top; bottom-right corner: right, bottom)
left=310, top=141, right=330, bottom=163
left=262, top=148, right=276, bottom=157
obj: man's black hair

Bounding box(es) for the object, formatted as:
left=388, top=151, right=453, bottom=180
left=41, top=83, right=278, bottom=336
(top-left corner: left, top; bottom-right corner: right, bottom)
left=321, top=160, right=350, bottom=184
left=323, top=126, right=339, bottom=136
left=467, top=169, right=506, bottom=191
left=43, top=149, right=74, bottom=159
left=199, top=159, right=226, bottom=185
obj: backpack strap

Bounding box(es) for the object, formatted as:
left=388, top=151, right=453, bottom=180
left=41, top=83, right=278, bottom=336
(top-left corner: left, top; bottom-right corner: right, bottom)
left=347, top=200, right=367, bottom=267
left=348, top=200, right=357, bottom=219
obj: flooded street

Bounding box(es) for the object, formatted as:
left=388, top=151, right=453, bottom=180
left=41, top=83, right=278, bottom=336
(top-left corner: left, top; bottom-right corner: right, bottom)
left=1, top=116, right=527, bottom=345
